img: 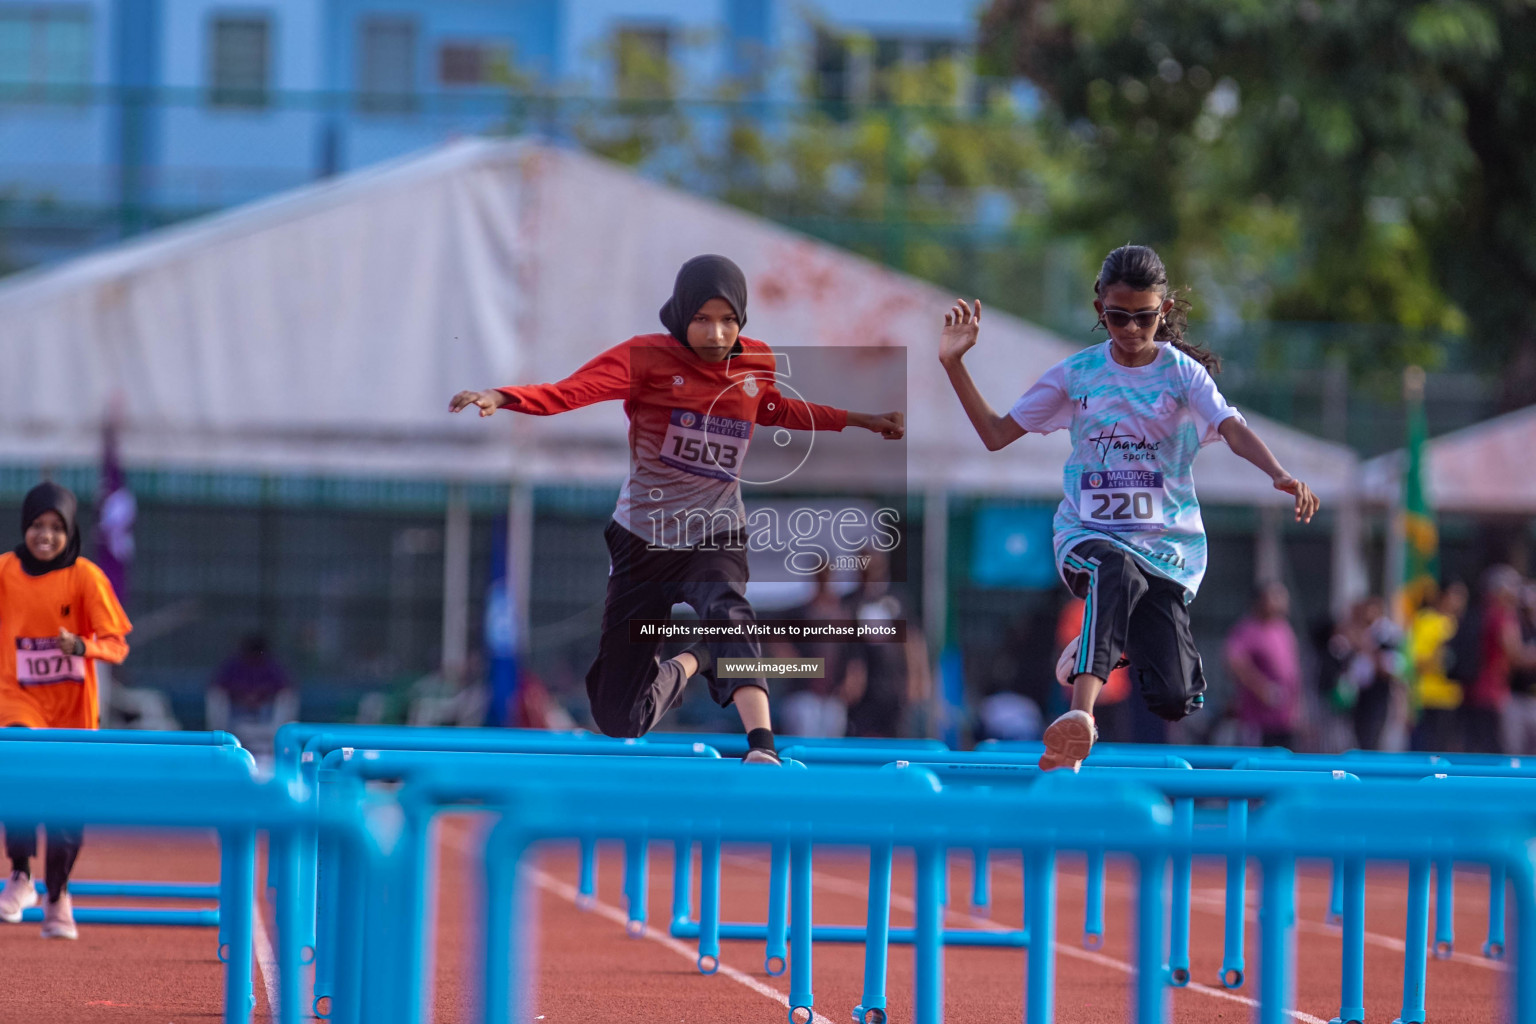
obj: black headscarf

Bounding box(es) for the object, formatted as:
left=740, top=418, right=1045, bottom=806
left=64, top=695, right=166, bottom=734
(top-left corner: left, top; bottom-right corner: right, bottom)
left=15, top=482, right=81, bottom=577
left=658, top=254, right=749, bottom=348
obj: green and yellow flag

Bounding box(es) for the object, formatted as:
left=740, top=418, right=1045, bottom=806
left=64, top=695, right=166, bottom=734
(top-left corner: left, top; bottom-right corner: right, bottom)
left=1401, top=366, right=1437, bottom=620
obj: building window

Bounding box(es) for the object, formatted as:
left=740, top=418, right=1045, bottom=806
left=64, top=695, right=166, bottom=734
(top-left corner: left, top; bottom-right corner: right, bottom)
left=613, top=25, right=672, bottom=99
left=0, top=6, right=93, bottom=96
left=811, top=29, right=849, bottom=106
left=812, top=29, right=967, bottom=108
left=872, top=35, right=959, bottom=103
left=209, top=15, right=270, bottom=109
left=358, top=17, right=416, bottom=111
left=438, top=41, right=508, bottom=87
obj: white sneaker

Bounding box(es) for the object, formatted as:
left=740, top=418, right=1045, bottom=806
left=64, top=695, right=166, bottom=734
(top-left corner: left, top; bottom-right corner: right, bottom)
left=0, top=871, right=37, bottom=923
left=1055, top=637, right=1081, bottom=687
left=1056, top=638, right=1129, bottom=687
left=742, top=748, right=782, bottom=765
left=40, top=892, right=76, bottom=940
left=1039, top=710, right=1097, bottom=772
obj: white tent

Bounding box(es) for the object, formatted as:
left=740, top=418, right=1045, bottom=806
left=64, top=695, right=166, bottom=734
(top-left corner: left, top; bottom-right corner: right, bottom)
left=1363, top=405, right=1536, bottom=514
left=0, top=137, right=1358, bottom=507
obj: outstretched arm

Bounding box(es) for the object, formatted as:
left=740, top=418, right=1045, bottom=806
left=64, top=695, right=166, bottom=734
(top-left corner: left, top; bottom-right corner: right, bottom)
left=754, top=388, right=904, bottom=439
left=939, top=299, right=1026, bottom=451
left=450, top=345, right=632, bottom=418
left=1218, top=418, right=1320, bottom=523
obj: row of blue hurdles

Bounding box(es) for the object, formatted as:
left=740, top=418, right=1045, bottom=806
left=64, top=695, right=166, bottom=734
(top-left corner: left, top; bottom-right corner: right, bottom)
left=2, top=725, right=1534, bottom=1024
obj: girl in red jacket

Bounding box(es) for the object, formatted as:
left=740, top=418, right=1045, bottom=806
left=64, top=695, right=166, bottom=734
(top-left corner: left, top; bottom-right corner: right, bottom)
left=451, top=255, right=903, bottom=762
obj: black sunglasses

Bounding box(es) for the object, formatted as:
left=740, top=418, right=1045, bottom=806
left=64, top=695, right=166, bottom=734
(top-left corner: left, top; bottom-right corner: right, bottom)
left=1099, top=308, right=1163, bottom=330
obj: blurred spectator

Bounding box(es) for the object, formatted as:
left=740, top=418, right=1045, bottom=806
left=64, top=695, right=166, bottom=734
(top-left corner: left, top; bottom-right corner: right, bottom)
left=1323, top=597, right=1405, bottom=751
left=1357, top=597, right=1406, bottom=750
left=1408, top=581, right=1468, bottom=752
left=1310, top=613, right=1354, bottom=753
left=407, top=654, right=493, bottom=727
left=1224, top=582, right=1302, bottom=748
left=207, top=634, right=297, bottom=758
left=1512, top=583, right=1536, bottom=752
left=1466, top=566, right=1536, bottom=752
left=775, top=567, right=852, bottom=738
left=842, top=549, right=930, bottom=738
left=975, top=689, right=1042, bottom=742
left=1056, top=593, right=1132, bottom=742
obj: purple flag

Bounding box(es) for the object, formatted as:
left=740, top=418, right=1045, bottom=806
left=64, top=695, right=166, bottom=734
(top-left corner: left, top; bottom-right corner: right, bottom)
left=95, top=417, right=135, bottom=604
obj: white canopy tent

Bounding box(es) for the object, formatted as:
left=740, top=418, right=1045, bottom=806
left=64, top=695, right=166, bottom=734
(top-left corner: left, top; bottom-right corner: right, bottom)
left=0, top=137, right=1366, bottom=649
left=0, top=137, right=1356, bottom=499
left=1363, top=405, right=1536, bottom=514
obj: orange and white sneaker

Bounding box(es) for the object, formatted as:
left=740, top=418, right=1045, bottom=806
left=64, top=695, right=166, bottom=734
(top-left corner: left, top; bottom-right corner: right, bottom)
left=40, top=892, right=77, bottom=940
left=0, top=871, right=37, bottom=923
left=1039, top=709, right=1097, bottom=772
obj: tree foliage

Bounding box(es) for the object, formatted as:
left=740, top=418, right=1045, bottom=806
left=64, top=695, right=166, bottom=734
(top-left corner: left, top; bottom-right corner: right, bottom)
left=982, top=0, right=1536, bottom=397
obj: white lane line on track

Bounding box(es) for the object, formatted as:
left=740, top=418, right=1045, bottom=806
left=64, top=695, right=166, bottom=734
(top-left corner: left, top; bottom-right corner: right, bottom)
left=532, top=870, right=838, bottom=1024
left=722, top=852, right=1332, bottom=1024
left=434, top=823, right=836, bottom=1024
left=252, top=895, right=281, bottom=1019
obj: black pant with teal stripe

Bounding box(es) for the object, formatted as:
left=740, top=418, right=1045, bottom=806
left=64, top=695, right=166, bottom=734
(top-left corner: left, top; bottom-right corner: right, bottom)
left=1063, top=540, right=1206, bottom=723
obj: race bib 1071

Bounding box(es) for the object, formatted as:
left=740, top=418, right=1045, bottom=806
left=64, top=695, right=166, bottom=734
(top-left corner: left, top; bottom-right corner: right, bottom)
left=659, top=409, right=752, bottom=482
left=15, top=636, right=86, bottom=687
left=1077, top=470, right=1166, bottom=531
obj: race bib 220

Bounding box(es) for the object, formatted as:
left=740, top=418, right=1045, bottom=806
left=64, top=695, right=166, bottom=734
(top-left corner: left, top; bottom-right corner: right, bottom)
left=1077, top=470, right=1166, bottom=531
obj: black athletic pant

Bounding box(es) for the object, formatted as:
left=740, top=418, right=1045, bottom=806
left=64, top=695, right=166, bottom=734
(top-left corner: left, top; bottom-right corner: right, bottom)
left=1352, top=678, right=1393, bottom=750
left=586, top=519, right=767, bottom=738
left=5, top=824, right=83, bottom=900
left=1061, top=539, right=1206, bottom=723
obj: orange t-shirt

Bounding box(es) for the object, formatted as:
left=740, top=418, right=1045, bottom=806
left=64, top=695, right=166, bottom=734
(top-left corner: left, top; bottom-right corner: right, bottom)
left=0, top=553, right=131, bottom=730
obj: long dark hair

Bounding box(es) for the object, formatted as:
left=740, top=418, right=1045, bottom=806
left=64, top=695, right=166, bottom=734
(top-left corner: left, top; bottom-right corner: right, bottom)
left=1094, top=245, right=1220, bottom=375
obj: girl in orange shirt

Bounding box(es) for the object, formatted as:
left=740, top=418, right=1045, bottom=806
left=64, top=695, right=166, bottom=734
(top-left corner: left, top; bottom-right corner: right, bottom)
left=0, top=483, right=131, bottom=939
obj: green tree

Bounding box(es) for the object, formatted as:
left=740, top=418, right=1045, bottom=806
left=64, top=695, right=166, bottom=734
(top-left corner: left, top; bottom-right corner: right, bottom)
left=982, top=0, right=1536, bottom=401
left=541, top=33, right=1083, bottom=328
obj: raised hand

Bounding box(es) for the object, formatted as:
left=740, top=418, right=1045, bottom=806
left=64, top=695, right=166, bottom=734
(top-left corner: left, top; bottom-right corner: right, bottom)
left=449, top=390, right=506, bottom=417
left=1273, top=475, right=1320, bottom=524
left=940, top=299, right=982, bottom=366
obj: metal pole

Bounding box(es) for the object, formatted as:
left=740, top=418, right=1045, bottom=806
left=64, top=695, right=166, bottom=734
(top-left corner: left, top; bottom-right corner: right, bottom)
left=923, top=486, right=948, bottom=739
left=441, top=485, right=471, bottom=683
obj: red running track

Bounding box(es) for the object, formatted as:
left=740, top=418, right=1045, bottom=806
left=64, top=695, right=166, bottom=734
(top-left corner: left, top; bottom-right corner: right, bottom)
left=0, top=819, right=1505, bottom=1022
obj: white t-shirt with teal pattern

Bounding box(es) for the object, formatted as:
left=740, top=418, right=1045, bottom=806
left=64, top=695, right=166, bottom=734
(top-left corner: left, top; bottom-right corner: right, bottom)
left=1008, top=341, right=1243, bottom=598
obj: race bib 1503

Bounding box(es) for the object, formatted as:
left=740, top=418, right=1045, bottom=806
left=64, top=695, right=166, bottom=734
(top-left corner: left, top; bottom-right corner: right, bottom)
left=1078, top=470, right=1166, bottom=531
left=659, top=409, right=752, bottom=482
left=16, top=636, right=85, bottom=687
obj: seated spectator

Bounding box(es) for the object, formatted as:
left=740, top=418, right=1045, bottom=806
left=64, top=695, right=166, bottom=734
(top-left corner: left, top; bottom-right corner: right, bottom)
left=207, top=634, right=297, bottom=759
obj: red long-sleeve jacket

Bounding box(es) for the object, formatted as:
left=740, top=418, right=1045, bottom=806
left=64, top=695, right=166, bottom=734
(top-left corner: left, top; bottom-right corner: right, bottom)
left=497, top=334, right=848, bottom=547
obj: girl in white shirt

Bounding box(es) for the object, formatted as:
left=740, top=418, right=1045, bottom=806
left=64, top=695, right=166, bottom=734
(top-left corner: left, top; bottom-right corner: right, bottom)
left=940, top=245, right=1319, bottom=769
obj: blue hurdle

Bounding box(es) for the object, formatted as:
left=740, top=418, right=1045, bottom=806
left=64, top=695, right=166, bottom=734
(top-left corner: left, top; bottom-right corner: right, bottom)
left=0, top=736, right=368, bottom=1024
left=0, top=727, right=242, bottom=929
left=305, top=742, right=723, bottom=1021
left=272, top=723, right=721, bottom=984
